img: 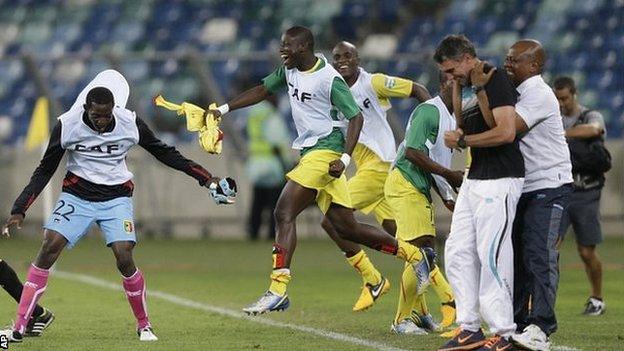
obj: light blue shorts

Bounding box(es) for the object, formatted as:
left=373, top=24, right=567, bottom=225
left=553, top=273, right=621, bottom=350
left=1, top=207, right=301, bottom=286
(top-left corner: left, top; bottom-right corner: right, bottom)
left=44, top=192, right=136, bottom=249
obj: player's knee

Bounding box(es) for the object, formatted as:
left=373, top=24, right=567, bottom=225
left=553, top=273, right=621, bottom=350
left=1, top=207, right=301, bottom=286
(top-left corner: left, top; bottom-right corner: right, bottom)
left=273, top=207, right=294, bottom=225
left=330, top=219, right=355, bottom=241
left=113, top=247, right=136, bottom=275
left=578, top=246, right=595, bottom=262
left=115, top=255, right=135, bottom=276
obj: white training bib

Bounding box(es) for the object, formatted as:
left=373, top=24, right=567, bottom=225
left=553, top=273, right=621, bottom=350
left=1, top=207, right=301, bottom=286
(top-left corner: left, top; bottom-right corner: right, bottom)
left=58, top=69, right=139, bottom=186
left=396, top=96, right=457, bottom=200
left=346, top=68, right=397, bottom=162
left=285, top=54, right=346, bottom=149
left=425, top=96, right=457, bottom=201
left=59, top=107, right=140, bottom=185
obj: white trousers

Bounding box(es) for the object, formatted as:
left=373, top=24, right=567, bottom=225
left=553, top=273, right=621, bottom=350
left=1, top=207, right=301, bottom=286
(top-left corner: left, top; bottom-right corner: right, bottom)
left=445, top=177, right=524, bottom=337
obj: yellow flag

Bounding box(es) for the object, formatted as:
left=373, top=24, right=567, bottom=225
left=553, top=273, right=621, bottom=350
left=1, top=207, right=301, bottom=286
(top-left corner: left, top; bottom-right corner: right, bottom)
left=25, top=97, right=50, bottom=151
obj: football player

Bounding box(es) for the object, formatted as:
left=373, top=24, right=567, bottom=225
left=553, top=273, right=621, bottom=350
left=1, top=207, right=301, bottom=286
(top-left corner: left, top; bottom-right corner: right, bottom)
left=0, top=70, right=236, bottom=343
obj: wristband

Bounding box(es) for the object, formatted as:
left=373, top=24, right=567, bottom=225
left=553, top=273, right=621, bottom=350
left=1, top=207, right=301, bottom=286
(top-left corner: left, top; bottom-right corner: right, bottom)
left=340, top=153, right=351, bottom=167
left=216, top=104, right=230, bottom=115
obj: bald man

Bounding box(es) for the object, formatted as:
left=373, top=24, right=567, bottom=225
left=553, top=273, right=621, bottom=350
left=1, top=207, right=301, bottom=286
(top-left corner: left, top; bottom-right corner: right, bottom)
left=471, top=39, right=573, bottom=351
left=325, top=41, right=458, bottom=331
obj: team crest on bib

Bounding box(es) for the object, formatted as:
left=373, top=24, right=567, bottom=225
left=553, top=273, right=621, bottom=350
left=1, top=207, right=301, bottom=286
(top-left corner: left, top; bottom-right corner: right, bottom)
left=123, top=220, right=134, bottom=233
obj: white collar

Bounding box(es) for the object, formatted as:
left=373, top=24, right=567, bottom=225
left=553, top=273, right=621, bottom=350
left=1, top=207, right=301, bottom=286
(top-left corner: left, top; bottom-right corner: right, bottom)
left=516, top=75, right=543, bottom=95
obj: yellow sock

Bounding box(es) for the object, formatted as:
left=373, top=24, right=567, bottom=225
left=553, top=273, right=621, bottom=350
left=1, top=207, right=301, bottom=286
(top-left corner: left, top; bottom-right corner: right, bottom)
left=396, top=240, right=423, bottom=263
left=346, top=250, right=382, bottom=286
left=268, top=268, right=291, bottom=296
left=430, top=266, right=454, bottom=304
left=394, top=262, right=417, bottom=324
left=413, top=292, right=429, bottom=316
left=430, top=265, right=456, bottom=328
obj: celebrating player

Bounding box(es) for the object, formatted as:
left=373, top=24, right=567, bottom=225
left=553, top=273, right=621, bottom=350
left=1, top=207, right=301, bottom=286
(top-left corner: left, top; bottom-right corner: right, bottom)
left=326, top=41, right=457, bottom=328
left=205, top=26, right=435, bottom=315
left=386, top=71, right=463, bottom=334
left=0, top=259, right=54, bottom=337
left=0, top=70, right=236, bottom=343
left=322, top=41, right=429, bottom=313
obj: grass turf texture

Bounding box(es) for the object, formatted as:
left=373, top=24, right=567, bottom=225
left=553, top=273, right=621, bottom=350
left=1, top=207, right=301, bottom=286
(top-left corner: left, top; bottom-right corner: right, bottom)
left=1, top=236, right=622, bottom=350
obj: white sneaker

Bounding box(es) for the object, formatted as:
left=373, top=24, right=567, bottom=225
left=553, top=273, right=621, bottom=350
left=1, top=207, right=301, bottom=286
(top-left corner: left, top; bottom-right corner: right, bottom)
left=138, top=327, right=158, bottom=341
left=390, top=319, right=428, bottom=335
left=511, top=324, right=550, bottom=351
left=583, top=297, right=606, bottom=316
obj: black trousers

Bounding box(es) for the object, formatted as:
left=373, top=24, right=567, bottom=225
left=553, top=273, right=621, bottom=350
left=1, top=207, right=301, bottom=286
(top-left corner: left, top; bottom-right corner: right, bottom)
left=512, top=184, right=572, bottom=335
left=248, top=184, right=282, bottom=240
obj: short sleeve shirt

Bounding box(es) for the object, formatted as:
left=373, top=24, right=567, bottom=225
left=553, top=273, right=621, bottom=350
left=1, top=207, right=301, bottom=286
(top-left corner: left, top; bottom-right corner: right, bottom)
left=463, top=68, right=525, bottom=180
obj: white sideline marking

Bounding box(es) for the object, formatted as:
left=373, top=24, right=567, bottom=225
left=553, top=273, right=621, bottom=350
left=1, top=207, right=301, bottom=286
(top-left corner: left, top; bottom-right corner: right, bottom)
left=552, top=347, right=582, bottom=351
left=54, top=270, right=407, bottom=351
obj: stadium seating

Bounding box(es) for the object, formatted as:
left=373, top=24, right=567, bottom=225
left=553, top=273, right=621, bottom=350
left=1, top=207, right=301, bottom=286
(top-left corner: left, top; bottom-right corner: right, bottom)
left=0, top=0, right=621, bottom=146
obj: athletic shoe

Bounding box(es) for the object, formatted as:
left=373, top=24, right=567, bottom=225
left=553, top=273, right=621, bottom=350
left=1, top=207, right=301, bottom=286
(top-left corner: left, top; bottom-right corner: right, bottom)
left=390, top=318, right=428, bottom=335
left=352, top=276, right=390, bottom=312
left=583, top=297, right=606, bottom=316
left=243, top=291, right=290, bottom=315
left=138, top=327, right=158, bottom=341
left=0, top=328, right=23, bottom=343
left=25, top=308, right=55, bottom=337
left=440, top=301, right=457, bottom=329
left=511, top=324, right=550, bottom=351
left=477, top=335, right=515, bottom=350
left=412, top=312, right=441, bottom=333
left=413, top=247, right=436, bottom=295
left=438, top=328, right=487, bottom=350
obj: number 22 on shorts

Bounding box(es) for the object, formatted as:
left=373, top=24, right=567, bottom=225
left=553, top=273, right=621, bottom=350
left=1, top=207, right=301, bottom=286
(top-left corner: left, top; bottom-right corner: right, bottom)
left=52, top=200, right=75, bottom=222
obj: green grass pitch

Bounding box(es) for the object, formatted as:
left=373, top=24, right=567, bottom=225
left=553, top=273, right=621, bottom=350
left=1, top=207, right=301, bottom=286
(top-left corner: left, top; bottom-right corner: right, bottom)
left=1, top=236, right=622, bottom=350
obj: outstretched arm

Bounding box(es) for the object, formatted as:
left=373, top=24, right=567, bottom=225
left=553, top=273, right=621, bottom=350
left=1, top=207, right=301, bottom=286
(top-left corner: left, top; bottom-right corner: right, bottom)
left=209, top=66, right=287, bottom=118
left=136, top=117, right=215, bottom=185
left=371, top=73, right=431, bottom=102
left=209, top=85, right=271, bottom=118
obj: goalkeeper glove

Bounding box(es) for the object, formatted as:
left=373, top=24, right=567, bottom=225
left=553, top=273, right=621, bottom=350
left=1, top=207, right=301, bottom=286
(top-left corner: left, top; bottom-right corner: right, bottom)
left=207, top=177, right=237, bottom=205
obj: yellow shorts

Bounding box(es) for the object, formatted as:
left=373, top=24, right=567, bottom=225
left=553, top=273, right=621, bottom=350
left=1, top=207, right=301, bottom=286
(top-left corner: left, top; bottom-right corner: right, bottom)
left=286, top=149, right=352, bottom=214
left=349, top=144, right=394, bottom=224
left=384, top=168, right=435, bottom=241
